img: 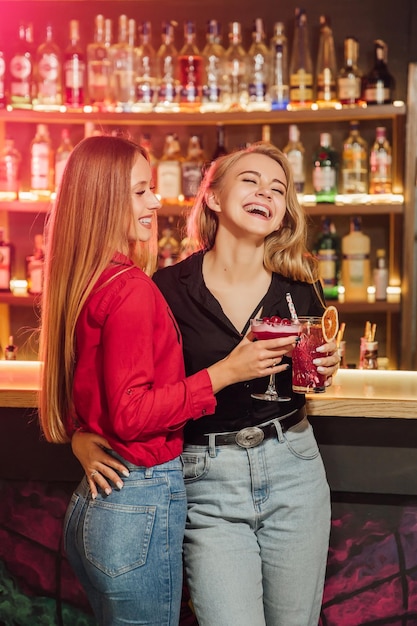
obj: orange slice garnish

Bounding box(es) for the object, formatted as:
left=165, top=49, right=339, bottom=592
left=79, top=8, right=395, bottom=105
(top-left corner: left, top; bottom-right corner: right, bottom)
left=322, top=305, right=339, bottom=342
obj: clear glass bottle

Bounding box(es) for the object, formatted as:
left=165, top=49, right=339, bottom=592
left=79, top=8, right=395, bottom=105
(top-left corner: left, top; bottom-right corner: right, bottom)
left=289, top=9, right=313, bottom=107
left=315, top=15, right=338, bottom=107
left=0, top=49, right=6, bottom=109
left=35, top=24, right=62, bottom=110
left=181, top=135, right=206, bottom=200
left=157, top=132, right=183, bottom=201
left=269, top=22, right=289, bottom=111
left=283, top=124, right=305, bottom=194
left=0, top=139, right=21, bottom=200
left=337, top=37, right=362, bottom=105
left=110, top=15, right=136, bottom=112
left=30, top=123, right=54, bottom=197
left=312, top=132, right=338, bottom=203
left=5, top=336, right=17, bottom=360
left=87, top=15, right=113, bottom=111
left=201, top=20, right=226, bottom=112
left=211, top=124, right=228, bottom=160
left=341, top=120, right=368, bottom=195
left=313, top=217, right=340, bottom=300
left=134, top=21, right=157, bottom=112
left=140, top=132, right=158, bottom=185
left=9, top=22, right=34, bottom=109
left=341, top=216, right=371, bottom=301
left=55, top=128, right=73, bottom=191
left=247, top=18, right=270, bottom=111
left=178, top=21, right=203, bottom=110
left=362, top=40, right=395, bottom=105
left=64, top=20, right=85, bottom=109
left=26, top=233, right=45, bottom=295
left=0, top=227, right=12, bottom=292
left=224, top=22, right=249, bottom=111
left=373, top=248, right=388, bottom=301
left=369, top=126, right=392, bottom=194
left=155, top=21, right=179, bottom=112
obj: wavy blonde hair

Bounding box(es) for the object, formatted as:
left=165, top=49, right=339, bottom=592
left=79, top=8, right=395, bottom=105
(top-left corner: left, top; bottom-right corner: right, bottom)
left=187, top=141, right=320, bottom=284
left=39, top=135, right=158, bottom=444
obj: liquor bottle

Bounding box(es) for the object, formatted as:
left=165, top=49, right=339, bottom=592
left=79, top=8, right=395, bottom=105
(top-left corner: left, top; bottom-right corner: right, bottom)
left=87, top=15, right=113, bottom=111
left=0, top=138, right=21, bottom=200
left=177, top=21, right=203, bottom=110
left=337, top=37, right=362, bottom=105
left=26, top=233, right=45, bottom=295
left=373, top=248, right=388, bottom=301
left=289, top=9, right=313, bottom=107
left=247, top=18, right=270, bottom=111
left=5, top=336, right=17, bottom=360
left=224, top=22, right=249, bottom=111
left=9, top=23, right=34, bottom=109
left=64, top=20, right=85, bottom=109
left=312, top=133, right=338, bottom=203
left=139, top=132, right=158, bottom=187
left=313, top=217, right=340, bottom=300
left=155, top=21, right=179, bottom=112
left=157, top=133, right=183, bottom=201
left=134, top=21, right=157, bottom=112
left=55, top=128, right=73, bottom=191
left=341, top=216, right=371, bottom=301
left=35, top=24, right=62, bottom=110
left=283, top=124, right=305, bottom=194
left=201, top=19, right=226, bottom=112
left=0, top=228, right=12, bottom=291
left=211, top=124, right=228, bottom=160
left=362, top=40, right=395, bottom=105
left=30, top=124, right=54, bottom=196
left=315, top=15, right=338, bottom=107
left=341, top=121, right=368, bottom=194
left=269, top=22, right=289, bottom=111
left=111, top=16, right=136, bottom=112
left=182, top=135, right=206, bottom=200
left=0, top=49, right=6, bottom=108
left=369, top=127, right=392, bottom=194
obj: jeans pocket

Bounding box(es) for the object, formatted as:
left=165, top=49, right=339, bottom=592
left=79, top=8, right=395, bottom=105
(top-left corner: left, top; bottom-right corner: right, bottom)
left=284, top=419, right=320, bottom=460
left=84, top=500, right=156, bottom=577
left=63, top=491, right=81, bottom=553
left=182, top=449, right=211, bottom=483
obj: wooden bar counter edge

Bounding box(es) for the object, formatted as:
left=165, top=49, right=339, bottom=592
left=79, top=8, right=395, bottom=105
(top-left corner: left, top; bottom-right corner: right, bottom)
left=0, top=361, right=416, bottom=418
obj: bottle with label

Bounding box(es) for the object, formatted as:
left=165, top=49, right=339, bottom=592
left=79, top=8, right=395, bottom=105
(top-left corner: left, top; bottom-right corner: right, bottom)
left=5, top=336, right=17, bottom=360
left=0, top=139, right=21, bottom=200
left=64, top=20, right=85, bottom=109
left=313, top=217, right=340, bottom=300
left=0, top=49, right=6, bottom=108
left=246, top=18, right=270, bottom=112
left=9, top=22, right=34, bottom=109
left=224, top=22, right=249, bottom=111
left=182, top=135, right=206, bottom=200
left=341, top=120, right=368, bottom=195
left=289, top=9, right=313, bottom=107
left=30, top=123, right=54, bottom=197
left=312, top=133, right=338, bottom=203
left=283, top=124, right=305, bottom=194
left=201, top=19, right=226, bottom=112
left=155, top=21, right=179, bottom=112
left=0, top=228, right=12, bottom=291
left=178, top=21, right=203, bottom=110
left=315, top=15, right=338, bottom=107
left=157, top=133, right=183, bottom=201
left=26, top=233, right=45, bottom=295
left=369, top=126, right=392, bottom=194
left=362, top=40, right=395, bottom=105
left=134, top=21, right=157, bottom=112
left=269, top=22, right=289, bottom=111
left=373, top=248, right=388, bottom=301
left=110, top=15, right=136, bottom=112
left=87, top=15, right=113, bottom=111
left=337, top=37, right=362, bottom=105
left=35, top=24, right=62, bottom=110
left=55, top=128, right=73, bottom=191
left=341, top=216, right=371, bottom=301
left=211, top=124, right=228, bottom=160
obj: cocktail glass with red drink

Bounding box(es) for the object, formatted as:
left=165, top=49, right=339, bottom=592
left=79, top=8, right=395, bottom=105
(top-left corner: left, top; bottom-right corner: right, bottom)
left=250, top=316, right=301, bottom=401
left=292, top=316, right=327, bottom=393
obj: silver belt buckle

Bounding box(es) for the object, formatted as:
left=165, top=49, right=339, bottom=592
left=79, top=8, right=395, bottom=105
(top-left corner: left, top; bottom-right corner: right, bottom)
left=235, top=426, right=265, bottom=448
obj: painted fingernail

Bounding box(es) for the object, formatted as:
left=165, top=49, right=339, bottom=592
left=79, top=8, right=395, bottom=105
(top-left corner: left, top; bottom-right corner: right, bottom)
left=116, top=481, right=123, bottom=490
left=122, top=470, right=130, bottom=477
left=105, top=488, right=112, bottom=495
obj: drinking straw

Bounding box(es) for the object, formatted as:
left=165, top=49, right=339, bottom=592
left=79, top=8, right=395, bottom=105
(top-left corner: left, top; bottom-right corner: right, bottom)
left=336, top=322, right=346, bottom=347
left=371, top=323, right=377, bottom=341
left=285, top=292, right=299, bottom=322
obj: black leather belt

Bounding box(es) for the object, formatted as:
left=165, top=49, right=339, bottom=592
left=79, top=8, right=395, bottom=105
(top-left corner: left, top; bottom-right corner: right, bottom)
left=187, top=406, right=307, bottom=449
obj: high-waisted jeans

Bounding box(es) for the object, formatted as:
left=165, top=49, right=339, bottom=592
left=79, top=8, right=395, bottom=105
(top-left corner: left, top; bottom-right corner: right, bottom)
left=182, top=417, right=331, bottom=626
left=63, top=456, right=187, bottom=626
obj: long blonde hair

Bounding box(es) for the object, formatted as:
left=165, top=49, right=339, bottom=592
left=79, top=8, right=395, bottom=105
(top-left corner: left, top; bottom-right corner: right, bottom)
left=187, top=141, right=320, bottom=284
left=39, top=135, right=157, bottom=443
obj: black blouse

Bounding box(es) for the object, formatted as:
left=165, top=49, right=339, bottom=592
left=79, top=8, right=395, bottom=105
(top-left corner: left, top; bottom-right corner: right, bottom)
left=153, top=250, right=325, bottom=440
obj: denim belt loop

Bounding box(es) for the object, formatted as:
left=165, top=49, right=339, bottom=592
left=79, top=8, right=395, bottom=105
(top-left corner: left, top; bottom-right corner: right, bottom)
left=208, top=433, right=217, bottom=458
left=145, top=467, right=153, bottom=478
left=273, top=419, right=285, bottom=443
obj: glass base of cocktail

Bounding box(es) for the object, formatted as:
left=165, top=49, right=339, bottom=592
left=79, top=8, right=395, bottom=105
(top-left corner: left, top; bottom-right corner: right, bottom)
left=250, top=317, right=301, bottom=401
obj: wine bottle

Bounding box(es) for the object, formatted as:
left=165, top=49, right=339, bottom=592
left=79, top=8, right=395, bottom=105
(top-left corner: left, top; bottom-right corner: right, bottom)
left=9, top=23, right=34, bottom=109
left=314, top=217, right=340, bottom=301
left=211, top=124, right=228, bottom=160
left=64, top=20, right=86, bottom=109
left=157, top=132, right=183, bottom=201
left=110, top=15, right=136, bottom=112
left=289, top=9, right=313, bottom=107
left=0, top=227, right=12, bottom=291
left=0, top=138, right=21, bottom=200
left=35, top=24, right=62, bottom=110
left=181, top=135, right=206, bottom=199
left=134, top=21, right=157, bottom=112
left=362, top=39, right=395, bottom=105
left=341, top=216, right=371, bottom=301
left=26, top=233, right=45, bottom=295
left=87, top=15, right=113, bottom=111
left=283, top=124, right=305, bottom=194
left=337, top=37, right=362, bottom=105
left=55, top=128, right=73, bottom=191
left=269, top=22, right=289, bottom=111
left=155, top=21, right=179, bottom=112
left=373, top=248, right=388, bottom=301
left=369, top=126, right=392, bottom=194
left=247, top=18, right=270, bottom=111
left=201, top=19, right=226, bottom=112
left=224, top=22, right=249, bottom=111
left=315, top=15, right=338, bottom=107
left=30, top=123, right=54, bottom=197
left=178, top=21, right=203, bottom=110
left=341, top=121, right=368, bottom=194
left=312, top=133, right=338, bottom=203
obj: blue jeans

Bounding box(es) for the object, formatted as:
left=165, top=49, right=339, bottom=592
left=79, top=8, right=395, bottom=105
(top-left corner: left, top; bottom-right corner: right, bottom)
left=182, top=417, right=330, bottom=626
left=63, top=457, right=187, bottom=626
